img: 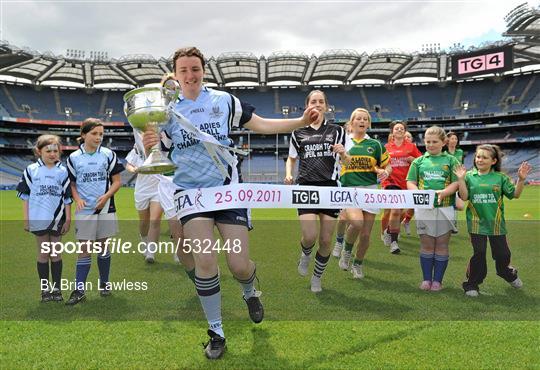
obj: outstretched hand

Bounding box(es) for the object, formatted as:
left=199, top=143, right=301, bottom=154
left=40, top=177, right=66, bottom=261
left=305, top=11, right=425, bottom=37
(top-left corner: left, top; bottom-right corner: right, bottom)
left=517, top=161, right=531, bottom=181
left=454, top=164, right=467, bottom=180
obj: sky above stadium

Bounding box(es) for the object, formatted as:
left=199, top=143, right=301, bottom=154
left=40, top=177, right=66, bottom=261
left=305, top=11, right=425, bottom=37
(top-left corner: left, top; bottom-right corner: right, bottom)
left=0, top=0, right=531, bottom=60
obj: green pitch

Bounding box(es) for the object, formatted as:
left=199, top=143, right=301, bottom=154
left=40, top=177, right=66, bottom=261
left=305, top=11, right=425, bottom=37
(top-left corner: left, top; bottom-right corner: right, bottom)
left=1, top=187, right=539, bottom=368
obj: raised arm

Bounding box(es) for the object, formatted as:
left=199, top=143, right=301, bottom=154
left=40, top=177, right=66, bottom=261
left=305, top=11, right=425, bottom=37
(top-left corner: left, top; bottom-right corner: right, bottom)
left=514, top=161, right=531, bottom=199
left=454, top=164, right=468, bottom=201
left=244, top=107, right=320, bottom=134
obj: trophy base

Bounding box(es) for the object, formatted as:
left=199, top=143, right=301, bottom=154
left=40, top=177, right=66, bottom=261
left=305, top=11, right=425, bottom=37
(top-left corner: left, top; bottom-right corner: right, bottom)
left=137, top=161, right=177, bottom=175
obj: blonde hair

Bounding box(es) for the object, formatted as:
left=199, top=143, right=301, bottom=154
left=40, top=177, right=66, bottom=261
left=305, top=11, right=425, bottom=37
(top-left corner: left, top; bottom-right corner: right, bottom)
left=424, top=125, right=446, bottom=141
left=347, top=108, right=372, bottom=128
left=34, top=135, right=62, bottom=157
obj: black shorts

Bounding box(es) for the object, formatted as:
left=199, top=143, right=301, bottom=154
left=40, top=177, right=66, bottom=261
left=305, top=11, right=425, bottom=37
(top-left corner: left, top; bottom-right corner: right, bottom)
left=384, top=184, right=402, bottom=190
left=180, top=208, right=251, bottom=229
left=297, top=180, right=340, bottom=219
left=31, top=229, right=62, bottom=237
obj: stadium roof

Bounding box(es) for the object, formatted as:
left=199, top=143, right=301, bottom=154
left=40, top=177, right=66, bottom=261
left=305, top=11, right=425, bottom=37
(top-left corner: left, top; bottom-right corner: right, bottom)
left=0, top=4, right=539, bottom=88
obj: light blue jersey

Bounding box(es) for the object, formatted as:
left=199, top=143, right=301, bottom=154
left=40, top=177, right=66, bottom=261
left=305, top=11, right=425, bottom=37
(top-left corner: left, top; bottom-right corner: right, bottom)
left=163, top=87, right=253, bottom=189
left=17, top=159, right=72, bottom=232
left=67, top=144, right=124, bottom=215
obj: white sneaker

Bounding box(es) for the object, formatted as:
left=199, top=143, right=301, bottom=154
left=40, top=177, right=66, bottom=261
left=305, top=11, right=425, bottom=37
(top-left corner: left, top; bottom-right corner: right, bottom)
left=389, top=241, right=401, bottom=254
left=339, top=250, right=351, bottom=270
left=510, top=277, right=523, bottom=289
left=381, top=230, right=391, bottom=247
left=173, top=253, right=180, bottom=264
left=402, top=221, right=411, bottom=236
left=310, top=275, right=322, bottom=293
left=297, top=254, right=311, bottom=276
left=332, top=241, right=343, bottom=258
left=465, top=290, right=479, bottom=297
left=351, top=264, right=364, bottom=279
left=145, top=251, right=155, bottom=264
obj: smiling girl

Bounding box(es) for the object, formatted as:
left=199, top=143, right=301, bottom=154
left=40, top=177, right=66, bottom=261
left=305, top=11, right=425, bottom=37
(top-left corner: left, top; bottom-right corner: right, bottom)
left=455, top=144, right=531, bottom=296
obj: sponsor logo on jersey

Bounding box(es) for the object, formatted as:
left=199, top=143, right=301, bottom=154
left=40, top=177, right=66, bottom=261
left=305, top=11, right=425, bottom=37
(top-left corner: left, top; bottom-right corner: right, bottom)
left=210, top=106, right=224, bottom=119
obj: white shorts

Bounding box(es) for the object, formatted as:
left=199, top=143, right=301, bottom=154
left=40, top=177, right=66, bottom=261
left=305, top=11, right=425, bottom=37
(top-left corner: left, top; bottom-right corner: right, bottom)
left=75, top=213, right=118, bottom=240
left=415, top=206, right=456, bottom=237
left=158, top=176, right=179, bottom=220
left=134, top=174, right=160, bottom=211
left=357, top=184, right=379, bottom=215
left=135, top=193, right=160, bottom=211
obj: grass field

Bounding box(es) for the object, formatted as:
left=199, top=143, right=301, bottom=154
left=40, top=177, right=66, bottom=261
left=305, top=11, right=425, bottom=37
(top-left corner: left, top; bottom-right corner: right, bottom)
left=1, top=187, right=539, bottom=368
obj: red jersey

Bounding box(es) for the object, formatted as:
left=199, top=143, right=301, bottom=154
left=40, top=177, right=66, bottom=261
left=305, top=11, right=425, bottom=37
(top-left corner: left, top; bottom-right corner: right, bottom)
left=382, top=140, right=422, bottom=189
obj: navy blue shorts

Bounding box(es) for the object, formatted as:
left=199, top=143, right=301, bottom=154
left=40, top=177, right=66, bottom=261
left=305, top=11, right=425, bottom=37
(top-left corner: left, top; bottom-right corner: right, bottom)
left=180, top=208, right=251, bottom=229
left=31, top=229, right=62, bottom=237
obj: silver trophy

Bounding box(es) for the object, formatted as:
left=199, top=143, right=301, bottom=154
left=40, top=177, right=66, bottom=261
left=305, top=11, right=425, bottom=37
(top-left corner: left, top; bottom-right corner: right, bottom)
left=123, top=81, right=180, bottom=174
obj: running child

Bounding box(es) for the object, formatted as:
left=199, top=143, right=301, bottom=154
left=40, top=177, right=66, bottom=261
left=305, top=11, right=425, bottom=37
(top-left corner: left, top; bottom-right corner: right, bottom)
left=380, top=121, right=422, bottom=254
left=339, top=108, right=391, bottom=279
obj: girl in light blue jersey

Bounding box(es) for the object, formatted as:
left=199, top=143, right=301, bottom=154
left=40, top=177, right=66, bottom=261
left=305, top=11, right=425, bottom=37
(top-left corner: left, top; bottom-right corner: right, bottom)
left=17, top=135, right=72, bottom=303
left=65, top=118, right=124, bottom=305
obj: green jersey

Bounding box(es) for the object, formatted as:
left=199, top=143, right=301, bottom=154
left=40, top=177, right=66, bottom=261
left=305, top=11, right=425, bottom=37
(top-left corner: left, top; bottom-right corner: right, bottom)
left=341, top=137, right=389, bottom=187
left=406, top=152, right=459, bottom=207
left=446, top=148, right=464, bottom=164
left=464, top=168, right=515, bottom=235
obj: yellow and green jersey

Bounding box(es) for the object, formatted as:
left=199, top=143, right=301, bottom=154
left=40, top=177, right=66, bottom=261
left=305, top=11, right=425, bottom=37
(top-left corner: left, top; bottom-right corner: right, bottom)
left=446, top=148, right=464, bottom=164
left=464, top=168, right=515, bottom=235
left=341, top=137, right=389, bottom=187
left=406, top=152, right=459, bottom=207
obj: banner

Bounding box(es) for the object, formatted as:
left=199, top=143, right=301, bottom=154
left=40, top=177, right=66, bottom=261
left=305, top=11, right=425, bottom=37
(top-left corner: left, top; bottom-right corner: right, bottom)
left=174, top=183, right=435, bottom=218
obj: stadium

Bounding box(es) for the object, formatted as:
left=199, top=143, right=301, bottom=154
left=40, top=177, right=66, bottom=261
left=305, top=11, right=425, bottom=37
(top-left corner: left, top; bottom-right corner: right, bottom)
left=0, top=2, right=539, bottom=368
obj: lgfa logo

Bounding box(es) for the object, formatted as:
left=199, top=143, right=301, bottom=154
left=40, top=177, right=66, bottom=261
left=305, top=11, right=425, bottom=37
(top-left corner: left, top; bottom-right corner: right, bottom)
left=330, top=190, right=352, bottom=203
